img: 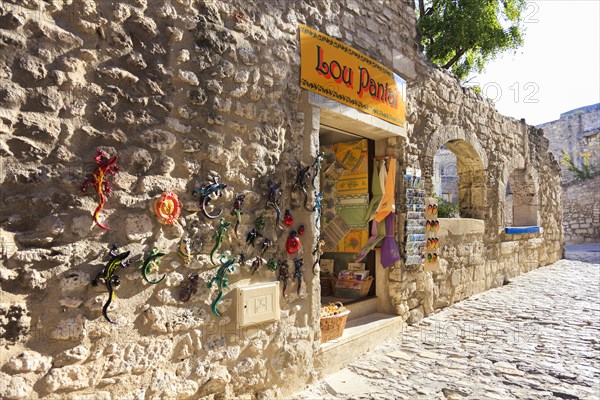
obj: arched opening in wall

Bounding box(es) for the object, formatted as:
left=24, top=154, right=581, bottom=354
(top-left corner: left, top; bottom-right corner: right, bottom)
left=506, top=169, right=539, bottom=227
left=432, top=140, right=486, bottom=219
left=433, top=146, right=458, bottom=207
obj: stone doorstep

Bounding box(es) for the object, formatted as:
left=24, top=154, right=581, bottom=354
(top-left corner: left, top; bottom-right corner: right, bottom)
left=316, top=313, right=404, bottom=378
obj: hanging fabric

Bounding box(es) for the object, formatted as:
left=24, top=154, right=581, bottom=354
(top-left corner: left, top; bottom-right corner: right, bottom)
left=374, top=157, right=397, bottom=222
left=381, top=213, right=401, bottom=267
left=354, top=216, right=387, bottom=262
left=361, top=160, right=384, bottom=224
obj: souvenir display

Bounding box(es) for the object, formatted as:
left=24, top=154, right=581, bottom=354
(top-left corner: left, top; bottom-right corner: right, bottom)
left=266, top=180, right=284, bottom=230
left=292, top=164, right=313, bottom=212
left=294, top=257, right=304, bottom=297
left=91, top=245, right=131, bottom=324
left=311, top=150, right=324, bottom=189
left=178, top=237, right=193, bottom=266
left=251, top=256, right=263, bottom=275
left=404, top=167, right=426, bottom=266
left=208, top=256, right=237, bottom=317
left=179, top=273, right=199, bottom=302
left=153, top=191, right=181, bottom=225
left=255, top=215, right=266, bottom=230
left=298, top=224, right=305, bottom=236
left=284, top=209, right=294, bottom=227
left=312, top=237, right=326, bottom=274
left=313, top=191, right=323, bottom=229
left=193, top=174, right=227, bottom=219
left=231, top=193, right=246, bottom=237
left=246, top=229, right=263, bottom=247
left=81, top=150, right=119, bottom=230
left=278, top=260, right=290, bottom=299
left=424, top=198, right=439, bottom=269
left=320, top=139, right=369, bottom=253
left=210, top=218, right=230, bottom=265
left=260, top=237, right=272, bottom=253
left=140, top=248, right=166, bottom=284
left=285, top=230, right=301, bottom=255
left=267, top=257, right=278, bottom=272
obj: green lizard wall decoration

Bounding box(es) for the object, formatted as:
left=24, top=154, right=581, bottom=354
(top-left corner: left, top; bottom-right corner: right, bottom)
left=140, top=248, right=166, bottom=284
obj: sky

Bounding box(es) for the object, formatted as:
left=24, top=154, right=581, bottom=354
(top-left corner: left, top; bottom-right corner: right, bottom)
left=468, top=0, right=600, bottom=126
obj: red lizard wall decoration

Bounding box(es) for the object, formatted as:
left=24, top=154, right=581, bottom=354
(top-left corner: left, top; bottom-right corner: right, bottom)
left=81, top=150, right=119, bottom=230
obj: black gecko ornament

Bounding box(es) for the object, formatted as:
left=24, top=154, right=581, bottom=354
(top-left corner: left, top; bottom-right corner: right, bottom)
left=91, top=245, right=131, bottom=324
left=292, top=164, right=313, bottom=212
left=266, top=180, right=284, bottom=230
left=294, top=257, right=304, bottom=297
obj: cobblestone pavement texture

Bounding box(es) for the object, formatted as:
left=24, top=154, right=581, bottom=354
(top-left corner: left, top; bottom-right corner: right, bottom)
left=296, top=256, right=600, bottom=400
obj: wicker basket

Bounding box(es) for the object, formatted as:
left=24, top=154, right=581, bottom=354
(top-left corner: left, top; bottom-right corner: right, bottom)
left=320, top=302, right=351, bottom=343
left=333, top=276, right=373, bottom=299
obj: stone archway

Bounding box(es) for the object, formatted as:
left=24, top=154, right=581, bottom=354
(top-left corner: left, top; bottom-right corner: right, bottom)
left=425, top=126, right=488, bottom=220
left=444, top=139, right=487, bottom=219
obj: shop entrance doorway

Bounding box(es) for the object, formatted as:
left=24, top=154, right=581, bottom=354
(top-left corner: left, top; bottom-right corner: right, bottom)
left=318, top=126, right=376, bottom=307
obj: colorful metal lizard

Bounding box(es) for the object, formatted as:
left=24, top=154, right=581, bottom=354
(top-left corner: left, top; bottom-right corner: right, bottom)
left=208, top=256, right=237, bottom=317
left=193, top=174, right=227, bottom=219
left=91, top=245, right=131, bottom=324
left=278, top=260, right=290, bottom=299
left=210, top=218, right=230, bottom=265
left=178, top=237, right=193, bottom=266
left=246, top=228, right=263, bottom=247
left=311, top=150, right=324, bottom=189
left=260, top=237, right=272, bottom=254
left=267, top=257, right=278, bottom=272
left=140, top=248, right=166, bottom=284
left=231, top=193, right=246, bottom=237
left=292, top=164, right=313, bottom=212
left=81, top=150, right=119, bottom=230
left=255, top=215, right=266, bottom=230
left=180, top=273, right=200, bottom=302
left=313, top=191, right=323, bottom=229
left=251, top=256, right=262, bottom=275
left=266, top=180, right=284, bottom=230
left=294, top=257, right=304, bottom=297
left=313, top=237, right=326, bottom=274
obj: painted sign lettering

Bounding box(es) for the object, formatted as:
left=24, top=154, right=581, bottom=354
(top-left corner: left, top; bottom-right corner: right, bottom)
left=299, top=24, right=406, bottom=127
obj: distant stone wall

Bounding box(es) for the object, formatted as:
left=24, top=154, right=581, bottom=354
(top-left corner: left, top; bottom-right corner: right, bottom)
left=538, top=103, right=600, bottom=185
left=562, top=176, right=600, bottom=244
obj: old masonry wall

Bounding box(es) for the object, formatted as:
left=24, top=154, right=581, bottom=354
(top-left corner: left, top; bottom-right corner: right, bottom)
left=0, top=0, right=562, bottom=399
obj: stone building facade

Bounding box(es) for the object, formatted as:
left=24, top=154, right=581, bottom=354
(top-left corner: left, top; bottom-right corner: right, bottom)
left=0, top=0, right=562, bottom=399
left=537, top=104, right=599, bottom=244
left=433, top=147, right=458, bottom=204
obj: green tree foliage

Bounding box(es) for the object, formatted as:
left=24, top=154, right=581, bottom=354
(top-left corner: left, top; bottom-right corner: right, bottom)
left=434, top=195, right=460, bottom=218
left=417, top=0, right=527, bottom=80
left=561, top=151, right=599, bottom=180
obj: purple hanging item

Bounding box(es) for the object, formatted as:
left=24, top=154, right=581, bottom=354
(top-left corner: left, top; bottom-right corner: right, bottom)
left=354, top=220, right=385, bottom=263
left=381, top=213, right=401, bottom=268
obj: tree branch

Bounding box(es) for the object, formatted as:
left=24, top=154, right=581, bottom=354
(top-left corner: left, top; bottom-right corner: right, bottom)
left=442, top=48, right=466, bottom=69
left=418, top=0, right=426, bottom=17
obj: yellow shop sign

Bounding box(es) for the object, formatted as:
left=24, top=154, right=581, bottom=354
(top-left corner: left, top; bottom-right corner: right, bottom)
left=299, top=24, right=406, bottom=127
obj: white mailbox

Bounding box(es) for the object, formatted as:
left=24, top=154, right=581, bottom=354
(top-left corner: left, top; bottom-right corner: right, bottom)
left=236, top=282, right=280, bottom=328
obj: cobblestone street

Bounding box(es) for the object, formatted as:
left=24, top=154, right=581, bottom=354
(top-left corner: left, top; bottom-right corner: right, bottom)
left=296, top=257, right=600, bottom=400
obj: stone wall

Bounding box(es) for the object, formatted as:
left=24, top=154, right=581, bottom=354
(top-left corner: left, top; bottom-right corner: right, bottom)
left=0, top=0, right=562, bottom=398
left=538, top=104, right=599, bottom=244
left=538, top=103, right=600, bottom=185
left=562, top=176, right=600, bottom=244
